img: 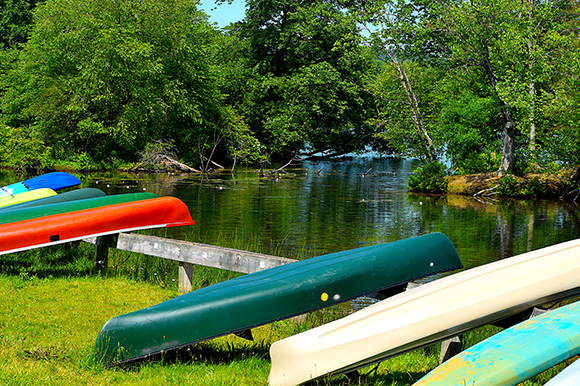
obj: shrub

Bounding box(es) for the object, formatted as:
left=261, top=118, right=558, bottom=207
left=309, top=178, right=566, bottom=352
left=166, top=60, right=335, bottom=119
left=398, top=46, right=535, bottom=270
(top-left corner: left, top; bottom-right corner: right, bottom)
left=496, top=175, right=558, bottom=198
left=0, top=126, right=53, bottom=172
left=407, top=161, right=449, bottom=193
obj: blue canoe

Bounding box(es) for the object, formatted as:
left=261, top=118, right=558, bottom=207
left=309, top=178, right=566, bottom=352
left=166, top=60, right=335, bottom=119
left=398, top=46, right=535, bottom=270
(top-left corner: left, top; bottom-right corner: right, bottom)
left=0, top=172, right=80, bottom=197
left=413, top=300, right=580, bottom=386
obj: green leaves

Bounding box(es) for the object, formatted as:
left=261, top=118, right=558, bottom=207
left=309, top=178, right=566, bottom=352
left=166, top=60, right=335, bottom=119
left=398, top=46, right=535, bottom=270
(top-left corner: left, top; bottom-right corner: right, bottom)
left=237, top=0, right=377, bottom=158
left=1, top=0, right=224, bottom=165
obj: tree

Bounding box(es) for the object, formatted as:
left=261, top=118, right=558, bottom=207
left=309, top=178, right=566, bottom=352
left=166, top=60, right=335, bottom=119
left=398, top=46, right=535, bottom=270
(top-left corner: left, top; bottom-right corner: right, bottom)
left=367, top=60, right=442, bottom=160
left=0, top=0, right=238, bottom=166
left=235, top=0, right=378, bottom=160
left=0, top=0, right=44, bottom=49
left=359, top=0, right=444, bottom=162
left=432, top=71, right=501, bottom=174
left=437, top=0, right=573, bottom=175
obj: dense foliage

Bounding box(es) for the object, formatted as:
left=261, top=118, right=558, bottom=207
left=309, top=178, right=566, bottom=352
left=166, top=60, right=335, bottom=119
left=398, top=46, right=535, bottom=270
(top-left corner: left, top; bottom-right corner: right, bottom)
left=1, top=0, right=580, bottom=188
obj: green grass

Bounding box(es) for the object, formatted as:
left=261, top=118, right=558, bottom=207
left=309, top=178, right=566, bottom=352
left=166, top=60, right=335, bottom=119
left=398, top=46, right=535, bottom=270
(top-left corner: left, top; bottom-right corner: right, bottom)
left=0, top=242, right=572, bottom=385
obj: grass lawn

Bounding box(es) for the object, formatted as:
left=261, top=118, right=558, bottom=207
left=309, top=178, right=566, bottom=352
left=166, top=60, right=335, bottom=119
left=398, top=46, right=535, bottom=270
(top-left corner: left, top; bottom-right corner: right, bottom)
left=0, top=242, right=574, bottom=385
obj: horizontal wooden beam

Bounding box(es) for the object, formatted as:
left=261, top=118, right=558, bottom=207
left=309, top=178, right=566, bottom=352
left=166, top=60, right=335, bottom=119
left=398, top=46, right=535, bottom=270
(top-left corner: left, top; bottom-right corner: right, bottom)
left=84, top=233, right=297, bottom=274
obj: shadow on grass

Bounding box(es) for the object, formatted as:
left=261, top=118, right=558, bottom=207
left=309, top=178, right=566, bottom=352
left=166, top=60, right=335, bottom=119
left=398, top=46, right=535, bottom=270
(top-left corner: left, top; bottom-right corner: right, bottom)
left=0, top=242, right=95, bottom=278
left=117, top=339, right=271, bottom=370
left=301, top=367, right=427, bottom=386
left=115, top=340, right=430, bottom=385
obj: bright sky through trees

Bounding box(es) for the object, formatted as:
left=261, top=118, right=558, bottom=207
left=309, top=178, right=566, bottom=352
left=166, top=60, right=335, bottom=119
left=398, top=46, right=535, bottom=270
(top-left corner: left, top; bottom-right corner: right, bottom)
left=200, top=0, right=245, bottom=27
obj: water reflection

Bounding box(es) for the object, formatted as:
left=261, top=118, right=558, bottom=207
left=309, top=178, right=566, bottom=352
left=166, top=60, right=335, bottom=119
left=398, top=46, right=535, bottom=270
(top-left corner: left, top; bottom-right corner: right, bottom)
left=1, top=158, right=578, bottom=270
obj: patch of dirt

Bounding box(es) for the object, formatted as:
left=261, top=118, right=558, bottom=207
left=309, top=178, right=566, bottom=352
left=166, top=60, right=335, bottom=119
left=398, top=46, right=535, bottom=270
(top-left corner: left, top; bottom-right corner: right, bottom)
left=446, top=173, right=567, bottom=198
left=446, top=173, right=500, bottom=196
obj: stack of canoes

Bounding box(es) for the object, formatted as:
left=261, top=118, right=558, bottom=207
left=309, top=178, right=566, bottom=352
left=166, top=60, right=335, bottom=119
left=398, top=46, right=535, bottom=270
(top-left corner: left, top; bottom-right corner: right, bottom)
left=0, top=172, right=194, bottom=255
left=0, top=172, right=81, bottom=208
left=412, top=299, right=580, bottom=386
left=8, top=173, right=580, bottom=386
left=267, top=238, right=580, bottom=386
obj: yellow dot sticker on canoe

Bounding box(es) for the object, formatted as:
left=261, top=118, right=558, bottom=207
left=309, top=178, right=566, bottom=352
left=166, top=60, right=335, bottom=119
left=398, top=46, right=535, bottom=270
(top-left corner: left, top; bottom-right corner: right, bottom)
left=321, top=292, right=329, bottom=302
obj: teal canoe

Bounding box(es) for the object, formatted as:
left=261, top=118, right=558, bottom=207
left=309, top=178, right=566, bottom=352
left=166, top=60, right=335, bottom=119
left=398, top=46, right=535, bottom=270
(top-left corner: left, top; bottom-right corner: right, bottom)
left=0, top=188, right=106, bottom=212
left=0, top=172, right=80, bottom=197
left=95, top=232, right=462, bottom=366
left=0, top=192, right=157, bottom=225
left=413, top=300, right=580, bottom=386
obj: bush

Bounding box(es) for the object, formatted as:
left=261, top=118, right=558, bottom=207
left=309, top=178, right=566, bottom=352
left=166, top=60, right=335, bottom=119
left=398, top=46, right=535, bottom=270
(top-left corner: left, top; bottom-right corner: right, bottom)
left=0, top=126, right=53, bottom=172
left=496, top=174, right=558, bottom=198
left=407, top=161, right=449, bottom=193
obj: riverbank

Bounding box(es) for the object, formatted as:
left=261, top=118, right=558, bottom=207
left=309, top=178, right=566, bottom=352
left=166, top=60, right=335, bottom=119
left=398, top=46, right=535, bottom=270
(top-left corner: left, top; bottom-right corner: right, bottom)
left=446, top=172, right=570, bottom=199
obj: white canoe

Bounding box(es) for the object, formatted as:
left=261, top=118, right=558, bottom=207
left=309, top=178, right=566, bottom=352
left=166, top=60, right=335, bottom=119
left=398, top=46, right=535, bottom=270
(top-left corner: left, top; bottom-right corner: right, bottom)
left=544, top=359, right=580, bottom=386
left=268, top=238, right=580, bottom=386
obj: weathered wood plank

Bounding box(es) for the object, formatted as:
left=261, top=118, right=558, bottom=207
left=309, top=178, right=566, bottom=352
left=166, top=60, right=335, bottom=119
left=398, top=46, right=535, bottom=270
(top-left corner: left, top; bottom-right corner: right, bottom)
left=440, top=335, right=463, bottom=363
left=178, top=262, right=194, bottom=295
left=85, top=233, right=297, bottom=274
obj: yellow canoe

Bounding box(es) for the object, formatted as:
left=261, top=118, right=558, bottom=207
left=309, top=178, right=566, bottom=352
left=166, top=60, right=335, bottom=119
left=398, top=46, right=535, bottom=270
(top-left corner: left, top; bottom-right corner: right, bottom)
left=0, top=188, right=57, bottom=208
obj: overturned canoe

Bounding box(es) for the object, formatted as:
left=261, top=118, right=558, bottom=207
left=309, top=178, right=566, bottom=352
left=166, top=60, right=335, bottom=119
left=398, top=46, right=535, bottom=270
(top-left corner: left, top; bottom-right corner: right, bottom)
left=268, top=238, right=580, bottom=386
left=544, top=358, right=580, bottom=386
left=0, top=196, right=194, bottom=255
left=95, top=233, right=462, bottom=366
left=0, top=188, right=106, bottom=212
left=0, top=172, right=80, bottom=197
left=0, top=188, right=57, bottom=208
left=0, top=192, right=157, bottom=225
left=413, top=300, right=580, bottom=386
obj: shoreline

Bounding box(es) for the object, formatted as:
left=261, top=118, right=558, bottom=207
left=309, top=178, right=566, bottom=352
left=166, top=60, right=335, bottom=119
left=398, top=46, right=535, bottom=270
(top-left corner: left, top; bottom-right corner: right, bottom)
left=446, top=172, right=572, bottom=200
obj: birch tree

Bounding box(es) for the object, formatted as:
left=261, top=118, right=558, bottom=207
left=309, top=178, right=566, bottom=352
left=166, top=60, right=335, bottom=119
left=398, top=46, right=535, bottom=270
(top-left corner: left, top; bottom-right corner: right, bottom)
left=360, top=0, right=439, bottom=161
left=438, top=0, right=571, bottom=174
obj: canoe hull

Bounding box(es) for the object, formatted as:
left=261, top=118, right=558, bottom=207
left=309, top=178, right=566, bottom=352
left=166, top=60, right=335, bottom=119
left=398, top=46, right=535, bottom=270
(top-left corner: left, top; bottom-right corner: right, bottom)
left=268, top=238, right=580, bottom=386
left=414, top=301, right=580, bottom=386
left=0, top=188, right=57, bottom=208
left=0, top=188, right=106, bottom=212
left=0, top=192, right=157, bottom=225
left=0, top=172, right=80, bottom=196
left=0, top=196, right=194, bottom=255
left=95, top=233, right=462, bottom=366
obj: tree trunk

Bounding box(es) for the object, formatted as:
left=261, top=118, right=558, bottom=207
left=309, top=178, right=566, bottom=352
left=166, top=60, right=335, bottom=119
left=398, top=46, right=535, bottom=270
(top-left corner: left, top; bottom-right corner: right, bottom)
left=480, top=49, right=516, bottom=175
left=527, top=0, right=536, bottom=155
left=391, top=56, right=437, bottom=162
left=529, top=77, right=536, bottom=154
left=498, top=106, right=516, bottom=175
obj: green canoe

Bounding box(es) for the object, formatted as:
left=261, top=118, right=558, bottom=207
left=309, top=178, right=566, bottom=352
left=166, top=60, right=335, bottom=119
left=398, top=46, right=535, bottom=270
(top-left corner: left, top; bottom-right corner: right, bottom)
left=95, top=232, right=462, bottom=366
left=0, top=192, right=157, bottom=225
left=0, top=188, right=106, bottom=212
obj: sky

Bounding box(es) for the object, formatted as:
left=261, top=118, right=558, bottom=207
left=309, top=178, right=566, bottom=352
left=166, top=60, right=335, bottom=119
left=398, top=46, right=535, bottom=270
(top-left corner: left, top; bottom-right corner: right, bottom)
left=199, top=0, right=246, bottom=28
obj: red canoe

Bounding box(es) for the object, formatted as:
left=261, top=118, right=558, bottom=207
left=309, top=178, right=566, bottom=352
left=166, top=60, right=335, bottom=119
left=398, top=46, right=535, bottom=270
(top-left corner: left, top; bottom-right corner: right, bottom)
left=0, top=196, right=194, bottom=255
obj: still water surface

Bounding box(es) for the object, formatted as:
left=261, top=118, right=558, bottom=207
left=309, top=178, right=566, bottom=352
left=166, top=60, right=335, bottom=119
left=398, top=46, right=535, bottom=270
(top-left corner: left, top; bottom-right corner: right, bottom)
left=1, top=157, right=579, bottom=270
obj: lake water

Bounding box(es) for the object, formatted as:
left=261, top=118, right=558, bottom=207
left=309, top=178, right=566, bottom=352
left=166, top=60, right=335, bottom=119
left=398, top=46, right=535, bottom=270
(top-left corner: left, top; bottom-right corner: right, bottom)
left=1, top=157, right=579, bottom=271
